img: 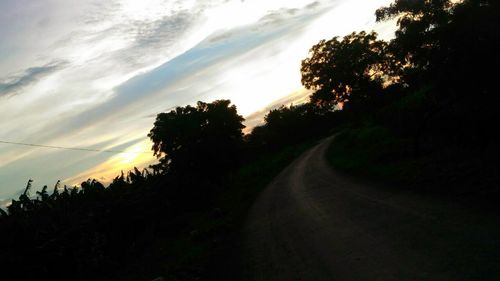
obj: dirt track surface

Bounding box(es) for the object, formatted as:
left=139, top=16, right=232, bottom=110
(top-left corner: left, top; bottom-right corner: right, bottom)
left=242, top=137, right=500, bottom=281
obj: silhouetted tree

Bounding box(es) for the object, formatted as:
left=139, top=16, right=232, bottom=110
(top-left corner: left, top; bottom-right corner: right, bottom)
left=247, top=103, right=341, bottom=149
left=148, top=100, right=245, bottom=177
left=376, top=0, right=500, bottom=150
left=81, top=179, right=105, bottom=195
left=8, top=179, right=35, bottom=215
left=109, top=171, right=128, bottom=190
left=301, top=31, right=391, bottom=110
left=51, top=180, right=61, bottom=199
left=375, top=0, right=457, bottom=78
left=36, top=185, right=49, bottom=202
left=128, top=167, right=147, bottom=185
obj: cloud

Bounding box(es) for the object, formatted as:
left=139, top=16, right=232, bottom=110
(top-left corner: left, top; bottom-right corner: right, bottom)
left=34, top=3, right=327, bottom=143
left=0, top=62, right=64, bottom=97
left=0, top=0, right=327, bottom=192
left=63, top=139, right=156, bottom=186
left=255, top=1, right=322, bottom=26
left=0, top=187, right=26, bottom=210
left=244, top=87, right=312, bottom=130
left=85, top=9, right=201, bottom=73
left=0, top=0, right=396, bottom=199
left=0, top=198, right=11, bottom=210
left=53, top=1, right=335, bottom=143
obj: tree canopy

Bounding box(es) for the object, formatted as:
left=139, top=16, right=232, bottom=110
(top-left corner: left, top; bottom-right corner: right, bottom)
left=148, top=100, right=245, bottom=176
left=375, top=0, right=453, bottom=67
left=301, top=31, right=390, bottom=109
left=2, top=1, right=500, bottom=280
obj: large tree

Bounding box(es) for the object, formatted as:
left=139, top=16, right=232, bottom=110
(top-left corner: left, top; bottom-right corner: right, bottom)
left=148, top=100, right=245, bottom=176
left=376, top=0, right=499, bottom=96
left=300, top=31, right=390, bottom=109
left=375, top=0, right=500, bottom=150
left=376, top=0, right=453, bottom=70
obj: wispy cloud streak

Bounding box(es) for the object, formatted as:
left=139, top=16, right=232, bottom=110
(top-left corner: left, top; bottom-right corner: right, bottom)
left=0, top=0, right=395, bottom=200
left=0, top=62, right=64, bottom=97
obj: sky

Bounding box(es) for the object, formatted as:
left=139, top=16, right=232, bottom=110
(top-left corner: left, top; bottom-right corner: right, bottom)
left=0, top=0, right=396, bottom=203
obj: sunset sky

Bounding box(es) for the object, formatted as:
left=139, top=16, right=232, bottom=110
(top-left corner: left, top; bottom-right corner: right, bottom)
left=0, top=0, right=395, bottom=202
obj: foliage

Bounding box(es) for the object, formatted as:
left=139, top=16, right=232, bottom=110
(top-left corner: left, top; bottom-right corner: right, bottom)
left=1, top=0, right=500, bottom=280
left=301, top=31, right=391, bottom=110
left=0, top=97, right=330, bottom=281
left=247, top=103, right=341, bottom=149
left=148, top=100, right=245, bottom=177
left=375, top=0, right=453, bottom=70
left=323, top=0, right=500, bottom=191
left=326, top=127, right=417, bottom=184
left=0, top=169, right=183, bottom=281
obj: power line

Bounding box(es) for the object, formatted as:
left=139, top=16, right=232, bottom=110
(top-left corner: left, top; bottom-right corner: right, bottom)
left=0, top=140, right=151, bottom=154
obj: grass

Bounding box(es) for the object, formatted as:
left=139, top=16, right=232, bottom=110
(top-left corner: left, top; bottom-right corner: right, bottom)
left=326, top=126, right=419, bottom=186
left=326, top=125, right=500, bottom=199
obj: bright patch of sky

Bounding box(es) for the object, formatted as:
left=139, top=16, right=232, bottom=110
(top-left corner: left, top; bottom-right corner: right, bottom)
left=0, top=0, right=395, bottom=202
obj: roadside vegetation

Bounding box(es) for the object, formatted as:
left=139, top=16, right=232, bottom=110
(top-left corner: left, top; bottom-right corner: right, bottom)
left=322, top=0, right=500, bottom=196
left=0, top=0, right=498, bottom=280
left=0, top=100, right=334, bottom=281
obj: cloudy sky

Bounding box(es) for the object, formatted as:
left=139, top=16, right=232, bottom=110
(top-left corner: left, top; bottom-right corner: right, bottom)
left=0, top=0, right=395, bottom=202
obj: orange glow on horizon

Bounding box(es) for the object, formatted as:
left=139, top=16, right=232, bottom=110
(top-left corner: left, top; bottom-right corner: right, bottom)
left=63, top=139, right=156, bottom=186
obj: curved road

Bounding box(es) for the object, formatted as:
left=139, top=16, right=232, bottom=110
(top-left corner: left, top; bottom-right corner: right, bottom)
left=242, top=137, right=500, bottom=281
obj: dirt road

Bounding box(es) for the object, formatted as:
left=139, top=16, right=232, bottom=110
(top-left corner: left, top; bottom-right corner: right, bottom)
left=242, top=137, right=500, bottom=281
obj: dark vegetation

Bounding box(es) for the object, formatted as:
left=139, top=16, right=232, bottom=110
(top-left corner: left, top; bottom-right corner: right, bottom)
left=0, top=98, right=332, bottom=281
left=322, top=0, right=500, bottom=195
left=1, top=0, right=499, bottom=280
